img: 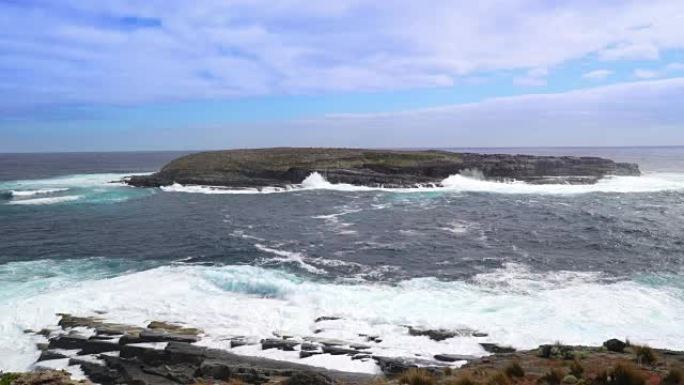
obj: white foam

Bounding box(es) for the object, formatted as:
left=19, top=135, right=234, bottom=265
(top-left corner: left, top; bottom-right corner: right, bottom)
left=9, top=188, right=69, bottom=197
left=8, top=195, right=82, bottom=205
left=160, top=172, right=684, bottom=196
left=441, top=172, right=684, bottom=194
left=1, top=173, right=152, bottom=205
left=161, top=183, right=291, bottom=194
left=2, top=262, right=684, bottom=372
left=255, top=244, right=326, bottom=274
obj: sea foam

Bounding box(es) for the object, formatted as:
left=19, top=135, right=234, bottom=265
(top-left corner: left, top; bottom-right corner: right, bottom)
left=1, top=261, right=683, bottom=372
left=161, top=171, right=684, bottom=196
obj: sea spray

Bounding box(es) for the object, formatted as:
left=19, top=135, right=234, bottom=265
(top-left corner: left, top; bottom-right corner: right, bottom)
left=2, top=261, right=683, bottom=371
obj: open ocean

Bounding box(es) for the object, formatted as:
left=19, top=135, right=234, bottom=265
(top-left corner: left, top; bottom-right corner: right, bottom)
left=2, top=147, right=684, bottom=373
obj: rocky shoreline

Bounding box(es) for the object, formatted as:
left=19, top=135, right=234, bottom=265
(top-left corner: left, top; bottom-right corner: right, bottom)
left=124, top=148, right=641, bottom=189
left=7, top=314, right=684, bottom=385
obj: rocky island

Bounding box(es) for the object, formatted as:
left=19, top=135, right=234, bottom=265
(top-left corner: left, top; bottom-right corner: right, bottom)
left=125, top=148, right=640, bottom=189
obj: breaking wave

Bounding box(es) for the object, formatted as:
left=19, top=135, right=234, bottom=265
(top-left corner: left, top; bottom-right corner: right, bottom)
left=2, top=260, right=684, bottom=371
left=0, top=173, right=153, bottom=206
left=161, top=172, right=684, bottom=196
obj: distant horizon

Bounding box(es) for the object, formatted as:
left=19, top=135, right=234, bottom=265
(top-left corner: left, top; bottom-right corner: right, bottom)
left=3, top=144, right=684, bottom=155
left=2, top=2, right=684, bottom=151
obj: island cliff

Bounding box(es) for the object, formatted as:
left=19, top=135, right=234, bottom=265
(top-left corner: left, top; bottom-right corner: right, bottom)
left=125, top=148, right=640, bottom=188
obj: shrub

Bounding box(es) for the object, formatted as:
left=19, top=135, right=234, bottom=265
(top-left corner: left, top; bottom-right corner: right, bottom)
left=0, top=373, right=20, bottom=385
left=444, top=367, right=453, bottom=376
left=398, top=369, right=436, bottom=385
left=569, top=360, right=584, bottom=378
left=538, top=369, right=564, bottom=385
left=662, top=368, right=684, bottom=385
left=504, top=362, right=525, bottom=379
left=632, top=345, right=657, bottom=366
left=487, top=372, right=510, bottom=385
left=447, top=376, right=478, bottom=385
left=610, top=363, right=645, bottom=385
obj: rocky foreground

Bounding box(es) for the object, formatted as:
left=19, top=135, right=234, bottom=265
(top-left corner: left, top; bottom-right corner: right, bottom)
left=6, top=315, right=684, bottom=385
left=125, top=148, right=640, bottom=188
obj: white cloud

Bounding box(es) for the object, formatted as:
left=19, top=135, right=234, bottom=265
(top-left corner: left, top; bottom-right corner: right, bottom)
left=1, top=0, right=684, bottom=108
left=514, top=67, right=549, bottom=87
left=634, top=69, right=659, bottom=79
left=667, top=62, right=684, bottom=71
left=582, top=69, right=614, bottom=80
left=599, top=43, right=660, bottom=61
left=4, top=77, right=684, bottom=151
left=633, top=62, right=684, bottom=79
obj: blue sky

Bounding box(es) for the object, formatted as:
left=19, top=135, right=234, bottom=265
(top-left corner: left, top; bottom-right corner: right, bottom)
left=1, top=0, right=684, bottom=152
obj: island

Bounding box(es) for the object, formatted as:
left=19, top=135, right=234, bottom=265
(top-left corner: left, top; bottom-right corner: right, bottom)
left=125, top=148, right=640, bottom=188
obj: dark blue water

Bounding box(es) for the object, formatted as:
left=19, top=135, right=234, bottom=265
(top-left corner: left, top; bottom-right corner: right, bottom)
left=2, top=147, right=684, bottom=371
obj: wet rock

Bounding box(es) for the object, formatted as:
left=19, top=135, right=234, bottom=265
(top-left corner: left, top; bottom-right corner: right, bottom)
left=408, top=327, right=458, bottom=341
left=366, top=336, right=382, bottom=343
left=284, top=372, right=335, bottom=385
left=301, top=343, right=320, bottom=351
left=603, top=339, right=627, bottom=353
left=38, top=350, right=69, bottom=361
left=58, top=314, right=104, bottom=329
left=37, top=329, right=54, bottom=338
left=140, top=362, right=198, bottom=384
left=352, top=354, right=371, bottom=360
left=165, top=342, right=207, bottom=365
left=78, top=360, right=123, bottom=385
left=262, top=338, right=300, bottom=351
left=300, top=351, right=323, bottom=358
left=434, top=354, right=479, bottom=362
left=95, top=324, right=143, bottom=336
left=147, top=321, right=202, bottom=336
left=48, top=335, right=89, bottom=350
left=102, top=356, right=181, bottom=385
left=316, top=338, right=346, bottom=347
left=480, top=343, right=516, bottom=354
left=350, top=344, right=371, bottom=350
left=89, top=335, right=117, bottom=341
left=230, top=337, right=250, bottom=348
left=78, top=339, right=120, bottom=355
left=139, top=329, right=200, bottom=343
left=322, top=346, right=362, bottom=356
left=373, top=356, right=447, bottom=376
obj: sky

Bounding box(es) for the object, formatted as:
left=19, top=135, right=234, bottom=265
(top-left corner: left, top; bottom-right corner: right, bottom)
left=1, top=0, right=684, bottom=152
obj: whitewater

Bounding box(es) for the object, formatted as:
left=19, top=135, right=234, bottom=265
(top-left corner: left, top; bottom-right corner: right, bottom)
left=2, top=149, right=684, bottom=374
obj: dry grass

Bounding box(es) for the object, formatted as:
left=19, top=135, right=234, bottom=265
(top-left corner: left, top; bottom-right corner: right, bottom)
left=609, top=363, right=646, bottom=385
left=398, top=369, right=436, bottom=385
left=569, top=360, right=584, bottom=378
left=538, top=369, right=564, bottom=385
left=631, top=345, right=657, bottom=366
left=662, top=368, right=684, bottom=385
left=444, top=375, right=479, bottom=385
left=486, top=372, right=510, bottom=385
left=504, top=363, right=525, bottom=379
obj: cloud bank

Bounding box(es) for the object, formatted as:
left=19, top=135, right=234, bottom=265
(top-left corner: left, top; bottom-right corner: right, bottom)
left=3, top=78, right=681, bottom=152
left=2, top=0, right=684, bottom=109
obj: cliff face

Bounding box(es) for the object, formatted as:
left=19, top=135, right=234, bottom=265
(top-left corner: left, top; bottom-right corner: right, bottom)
left=125, top=148, right=640, bottom=188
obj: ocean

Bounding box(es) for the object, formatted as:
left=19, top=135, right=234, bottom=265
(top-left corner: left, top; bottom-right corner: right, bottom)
left=1, top=147, right=684, bottom=373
